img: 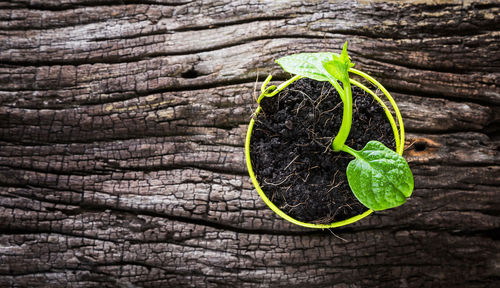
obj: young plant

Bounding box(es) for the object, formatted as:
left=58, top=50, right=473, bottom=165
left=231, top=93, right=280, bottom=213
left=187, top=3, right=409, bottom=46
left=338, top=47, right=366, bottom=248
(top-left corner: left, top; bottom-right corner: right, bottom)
left=260, top=41, right=414, bottom=211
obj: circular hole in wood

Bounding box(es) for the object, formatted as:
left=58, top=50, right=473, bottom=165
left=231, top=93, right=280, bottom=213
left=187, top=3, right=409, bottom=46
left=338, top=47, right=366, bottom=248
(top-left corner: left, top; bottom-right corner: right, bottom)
left=181, top=67, right=198, bottom=78
left=414, top=141, right=427, bottom=151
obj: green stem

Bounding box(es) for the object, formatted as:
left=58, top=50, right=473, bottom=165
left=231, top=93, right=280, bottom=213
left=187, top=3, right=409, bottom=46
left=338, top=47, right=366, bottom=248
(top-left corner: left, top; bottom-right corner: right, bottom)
left=348, top=68, right=405, bottom=155
left=340, top=144, right=359, bottom=158
left=332, top=80, right=352, bottom=152
left=328, top=77, right=345, bottom=102
left=350, top=78, right=400, bottom=153
left=257, top=75, right=302, bottom=104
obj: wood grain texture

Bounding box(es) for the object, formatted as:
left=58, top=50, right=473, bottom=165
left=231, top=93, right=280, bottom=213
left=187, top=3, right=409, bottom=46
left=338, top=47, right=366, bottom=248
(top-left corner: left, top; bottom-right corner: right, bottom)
left=0, top=0, right=499, bottom=287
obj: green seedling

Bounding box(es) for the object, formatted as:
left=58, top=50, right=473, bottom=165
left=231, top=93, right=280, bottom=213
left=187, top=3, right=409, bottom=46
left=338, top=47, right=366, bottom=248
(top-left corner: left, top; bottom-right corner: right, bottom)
left=260, top=41, right=414, bottom=211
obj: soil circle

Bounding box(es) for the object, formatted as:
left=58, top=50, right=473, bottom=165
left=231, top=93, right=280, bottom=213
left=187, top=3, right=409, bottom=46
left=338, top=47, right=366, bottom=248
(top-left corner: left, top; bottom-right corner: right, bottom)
left=250, top=78, right=395, bottom=224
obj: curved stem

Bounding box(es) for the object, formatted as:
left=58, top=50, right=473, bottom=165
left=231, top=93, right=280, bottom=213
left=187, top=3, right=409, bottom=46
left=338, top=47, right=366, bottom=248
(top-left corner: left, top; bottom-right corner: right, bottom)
left=260, top=75, right=273, bottom=94
left=328, top=77, right=345, bottom=101
left=332, top=80, right=352, bottom=152
left=348, top=68, right=405, bottom=155
left=349, top=78, right=401, bottom=153
left=340, top=144, right=359, bottom=158
left=257, top=74, right=302, bottom=103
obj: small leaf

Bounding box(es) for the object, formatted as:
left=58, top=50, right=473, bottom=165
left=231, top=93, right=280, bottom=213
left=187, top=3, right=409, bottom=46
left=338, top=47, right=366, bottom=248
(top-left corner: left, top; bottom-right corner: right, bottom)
left=322, top=41, right=354, bottom=84
left=346, top=141, right=414, bottom=211
left=322, top=55, right=348, bottom=83
left=275, top=52, right=339, bottom=82
left=339, top=41, right=354, bottom=68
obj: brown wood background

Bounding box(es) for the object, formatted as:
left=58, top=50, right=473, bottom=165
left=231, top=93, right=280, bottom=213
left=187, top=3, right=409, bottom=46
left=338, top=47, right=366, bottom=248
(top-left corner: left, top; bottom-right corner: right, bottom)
left=0, top=0, right=499, bottom=287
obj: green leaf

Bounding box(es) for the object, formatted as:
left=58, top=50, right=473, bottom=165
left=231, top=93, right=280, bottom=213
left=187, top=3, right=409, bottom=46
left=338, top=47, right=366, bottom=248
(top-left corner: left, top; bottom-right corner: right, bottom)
left=345, top=141, right=414, bottom=211
left=322, top=41, right=354, bottom=84
left=340, top=41, right=353, bottom=66
left=275, top=52, right=338, bottom=82
left=274, top=41, right=355, bottom=89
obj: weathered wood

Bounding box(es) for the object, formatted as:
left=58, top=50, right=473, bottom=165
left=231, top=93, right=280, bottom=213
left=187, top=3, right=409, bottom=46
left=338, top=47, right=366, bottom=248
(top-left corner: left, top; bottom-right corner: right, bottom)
left=0, top=0, right=499, bottom=287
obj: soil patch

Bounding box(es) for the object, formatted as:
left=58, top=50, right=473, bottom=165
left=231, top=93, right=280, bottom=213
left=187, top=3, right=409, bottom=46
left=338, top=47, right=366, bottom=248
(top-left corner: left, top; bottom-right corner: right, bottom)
left=250, top=78, right=396, bottom=224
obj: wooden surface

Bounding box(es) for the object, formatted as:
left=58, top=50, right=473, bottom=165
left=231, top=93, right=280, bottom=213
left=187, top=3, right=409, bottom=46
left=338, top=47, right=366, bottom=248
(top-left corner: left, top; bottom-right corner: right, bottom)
left=0, top=0, right=499, bottom=287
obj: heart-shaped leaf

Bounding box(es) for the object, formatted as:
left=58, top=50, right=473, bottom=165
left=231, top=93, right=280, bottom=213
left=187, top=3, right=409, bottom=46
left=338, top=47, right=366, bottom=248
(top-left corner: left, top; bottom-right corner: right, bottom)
left=346, top=141, right=414, bottom=211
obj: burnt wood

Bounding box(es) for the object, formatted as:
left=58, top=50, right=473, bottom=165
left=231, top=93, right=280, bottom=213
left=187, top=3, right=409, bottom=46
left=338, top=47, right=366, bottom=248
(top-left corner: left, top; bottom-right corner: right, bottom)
left=0, top=0, right=499, bottom=287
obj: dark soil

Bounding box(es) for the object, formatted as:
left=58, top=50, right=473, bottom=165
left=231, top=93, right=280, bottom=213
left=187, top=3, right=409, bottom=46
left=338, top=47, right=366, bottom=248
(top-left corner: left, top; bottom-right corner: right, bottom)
left=250, top=78, right=396, bottom=224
